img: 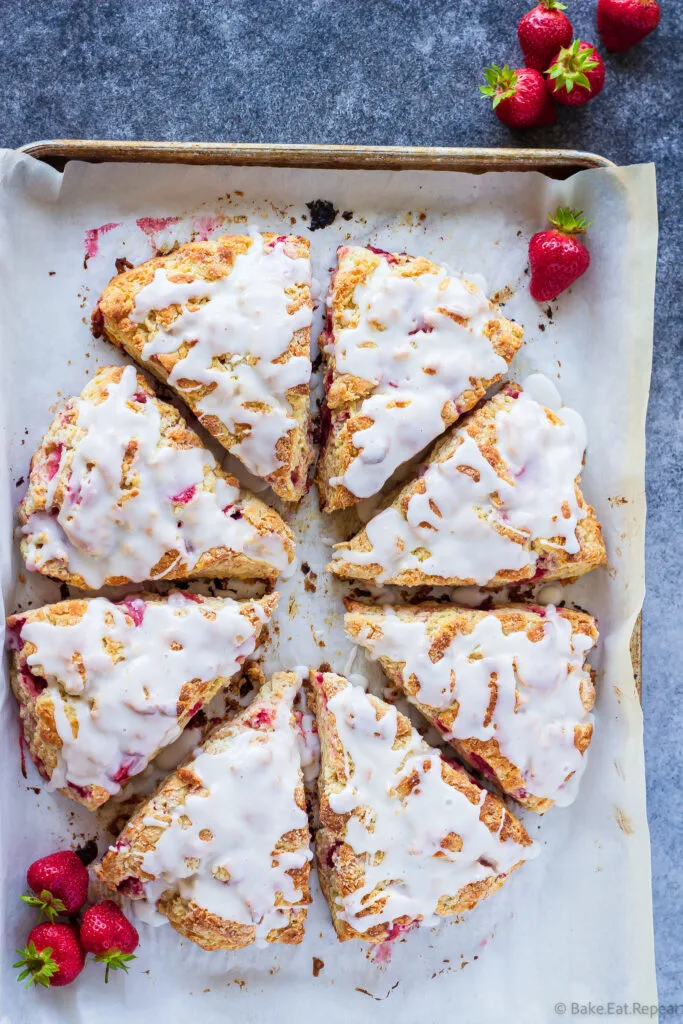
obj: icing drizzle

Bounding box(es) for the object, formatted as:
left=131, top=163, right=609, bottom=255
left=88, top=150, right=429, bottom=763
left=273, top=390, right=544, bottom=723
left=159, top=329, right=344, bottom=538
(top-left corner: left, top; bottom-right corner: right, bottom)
left=21, top=366, right=290, bottom=587
left=19, top=592, right=268, bottom=796
left=130, top=232, right=312, bottom=477
left=136, top=676, right=312, bottom=945
left=324, top=680, right=536, bottom=934
left=349, top=605, right=596, bottom=807
left=333, top=383, right=588, bottom=584
left=328, top=250, right=508, bottom=497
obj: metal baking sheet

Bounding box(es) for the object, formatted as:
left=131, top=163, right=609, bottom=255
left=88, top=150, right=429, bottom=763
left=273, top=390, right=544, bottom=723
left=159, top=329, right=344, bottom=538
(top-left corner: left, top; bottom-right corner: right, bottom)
left=18, top=139, right=640, bottom=692
left=1, top=142, right=654, bottom=1023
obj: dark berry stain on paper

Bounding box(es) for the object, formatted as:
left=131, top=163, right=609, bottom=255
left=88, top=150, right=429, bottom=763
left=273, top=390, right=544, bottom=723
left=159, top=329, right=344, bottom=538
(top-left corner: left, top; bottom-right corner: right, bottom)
left=306, top=200, right=338, bottom=231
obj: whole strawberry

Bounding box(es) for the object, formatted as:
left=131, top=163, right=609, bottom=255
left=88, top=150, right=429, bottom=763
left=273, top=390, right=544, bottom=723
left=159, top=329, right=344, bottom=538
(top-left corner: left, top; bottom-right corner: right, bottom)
left=23, top=850, right=89, bottom=921
left=546, top=40, right=605, bottom=105
left=80, top=901, right=139, bottom=982
left=14, top=923, right=85, bottom=988
left=529, top=207, right=592, bottom=302
left=518, top=1, right=573, bottom=72
left=597, top=0, right=660, bottom=51
left=480, top=64, right=556, bottom=128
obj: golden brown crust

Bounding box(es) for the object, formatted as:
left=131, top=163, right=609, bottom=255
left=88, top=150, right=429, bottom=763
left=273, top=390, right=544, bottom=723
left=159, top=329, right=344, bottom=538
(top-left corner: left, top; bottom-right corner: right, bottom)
left=343, top=600, right=598, bottom=814
left=315, top=245, right=523, bottom=513
left=309, top=669, right=532, bottom=943
left=96, top=672, right=312, bottom=950
left=6, top=592, right=277, bottom=812
left=328, top=384, right=607, bottom=586
left=95, top=234, right=313, bottom=501
left=18, top=365, right=295, bottom=588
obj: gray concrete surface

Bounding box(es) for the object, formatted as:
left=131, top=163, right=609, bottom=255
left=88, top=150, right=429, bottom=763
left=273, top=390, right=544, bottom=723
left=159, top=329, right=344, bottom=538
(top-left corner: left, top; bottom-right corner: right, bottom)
left=0, top=0, right=680, bottom=1007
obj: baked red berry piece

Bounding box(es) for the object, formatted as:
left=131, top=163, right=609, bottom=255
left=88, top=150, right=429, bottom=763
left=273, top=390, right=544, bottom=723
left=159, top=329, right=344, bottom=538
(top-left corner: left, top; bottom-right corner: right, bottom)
left=80, top=901, right=139, bottom=982
left=23, top=850, right=89, bottom=921
left=546, top=40, right=605, bottom=105
left=480, top=64, right=556, bottom=128
left=518, top=1, right=573, bottom=72
left=597, top=0, right=660, bottom=52
left=529, top=207, right=592, bottom=302
left=14, top=923, right=85, bottom=988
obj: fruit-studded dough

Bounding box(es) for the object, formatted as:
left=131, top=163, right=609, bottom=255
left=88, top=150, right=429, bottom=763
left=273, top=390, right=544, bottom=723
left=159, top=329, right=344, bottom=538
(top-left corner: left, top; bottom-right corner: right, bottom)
left=18, top=365, right=295, bottom=589
left=316, top=244, right=523, bottom=512
left=6, top=591, right=277, bottom=811
left=96, top=672, right=312, bottom=951
left=344, top=600, right=598, bottom=814
left=94, top=233, right=314, bottom=501
left=310, top=670, right=535, bottom=944
left=329, top=378, right=606, bottom=587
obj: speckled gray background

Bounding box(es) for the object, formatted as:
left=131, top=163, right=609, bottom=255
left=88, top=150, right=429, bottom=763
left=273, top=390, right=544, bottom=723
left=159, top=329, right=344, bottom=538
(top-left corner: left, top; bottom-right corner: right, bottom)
left=1, top=0, right=680, bottom=1007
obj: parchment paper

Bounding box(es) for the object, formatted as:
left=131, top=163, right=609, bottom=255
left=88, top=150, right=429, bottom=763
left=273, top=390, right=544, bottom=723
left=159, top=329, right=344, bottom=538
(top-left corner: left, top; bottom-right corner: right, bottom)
left=0, top=151, right=658, bottom=1024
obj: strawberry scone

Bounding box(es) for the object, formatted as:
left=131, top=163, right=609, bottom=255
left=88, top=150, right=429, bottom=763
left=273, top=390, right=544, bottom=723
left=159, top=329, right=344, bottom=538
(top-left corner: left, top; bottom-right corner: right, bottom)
left=18, top=365, right=295, bottom=589
left=94, top=233, right=314, bottom=501
left=329, top=377, right=606, bottom=586
left=6, top=591, right=277, bottom=811
left=344, top=601, right=598, bottom=813
left=96, top=672, right=312, bottom=950
left=309, top=670, right=535, bottom=945
left=316, top=245, right=523, bottom=512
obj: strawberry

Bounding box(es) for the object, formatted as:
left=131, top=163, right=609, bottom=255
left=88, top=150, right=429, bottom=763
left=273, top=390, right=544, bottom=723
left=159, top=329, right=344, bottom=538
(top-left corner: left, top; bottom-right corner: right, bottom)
left=23, top=850, right=89, bottom=921
left=517, top=1, right=573, bottom=72
left=14, top=923, right=85, bottom=988
left=480, top=65, right=556, bottom=128
left=80, top=901, right=139, bottom=982
left=597, top=0, right=660, bottom=52
left=546, top=40, right=605, bottom=105
left=528, top=207, right=592, bottom=302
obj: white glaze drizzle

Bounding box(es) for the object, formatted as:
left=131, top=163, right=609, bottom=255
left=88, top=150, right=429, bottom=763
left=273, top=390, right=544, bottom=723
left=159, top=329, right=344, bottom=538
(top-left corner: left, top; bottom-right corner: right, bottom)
left=137, top=678, right=311, bottom=945
left=328, top=250, right=508, bottom=497
left=130, top=231, right=312, bottom=477
left=349, top=605, right=596, bottom=806
left=21, top=366, right=289, bottom=587
left=333, top=381, right=587, bottom=584
left=325, top=680, right=536, bottom=933
left=21, top=592, right=268, bottom=795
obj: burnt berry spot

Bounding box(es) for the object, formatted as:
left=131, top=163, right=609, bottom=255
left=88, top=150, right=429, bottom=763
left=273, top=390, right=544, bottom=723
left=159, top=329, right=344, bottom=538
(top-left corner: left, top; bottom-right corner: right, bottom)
left=75, top=839, right=99, bottom=866
left=91, top=307, right=104, bottom=338
left=306, top=200, right=338, bottom=231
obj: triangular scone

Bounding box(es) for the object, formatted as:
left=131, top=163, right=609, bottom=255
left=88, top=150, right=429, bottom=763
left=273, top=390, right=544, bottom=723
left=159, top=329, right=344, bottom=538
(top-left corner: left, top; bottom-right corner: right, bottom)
left=309, top=670, right=535, bottom=945
left=316, top=245, right=523, bottom=512
left=94, top=233, right=314, bottom=501
left=96, top=672, right=312, bottom=951
left=329, top=380, right=606, bottom=586
left=344, top=601, right=598, bottom=814
left=5, top=591, right=277, bottom=811
left=18, top=365, right=295, bottom=589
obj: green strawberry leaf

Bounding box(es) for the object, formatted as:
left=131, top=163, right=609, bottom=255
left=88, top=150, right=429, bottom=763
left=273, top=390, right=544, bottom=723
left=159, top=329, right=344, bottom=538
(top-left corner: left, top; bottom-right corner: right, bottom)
left=14, top=941, right=59, bottom=989
left=547, top=206, right=593, bottom=234
left=480, top=64, right=518, bottom=109
left=94, top=950, right=137, bottom=983
left=547, top=40, right=599, bottom=93
left=21, top=890, right=67, bottom=923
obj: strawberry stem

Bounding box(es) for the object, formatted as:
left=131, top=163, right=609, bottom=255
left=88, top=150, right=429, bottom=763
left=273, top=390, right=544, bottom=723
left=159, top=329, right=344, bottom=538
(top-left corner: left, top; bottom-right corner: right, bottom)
left=546, top=39, right=599, bottom=91
left=94, top=950, right=136, bottom=983
left=540, top=0, right=567, bottom=8
left=21, top=890, right=67, bottom=923
left=13, top=942, right=59, bottom=989
left=548, top=206, right=592, bottom=234
left=479, top=64, right=519, bottom=109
